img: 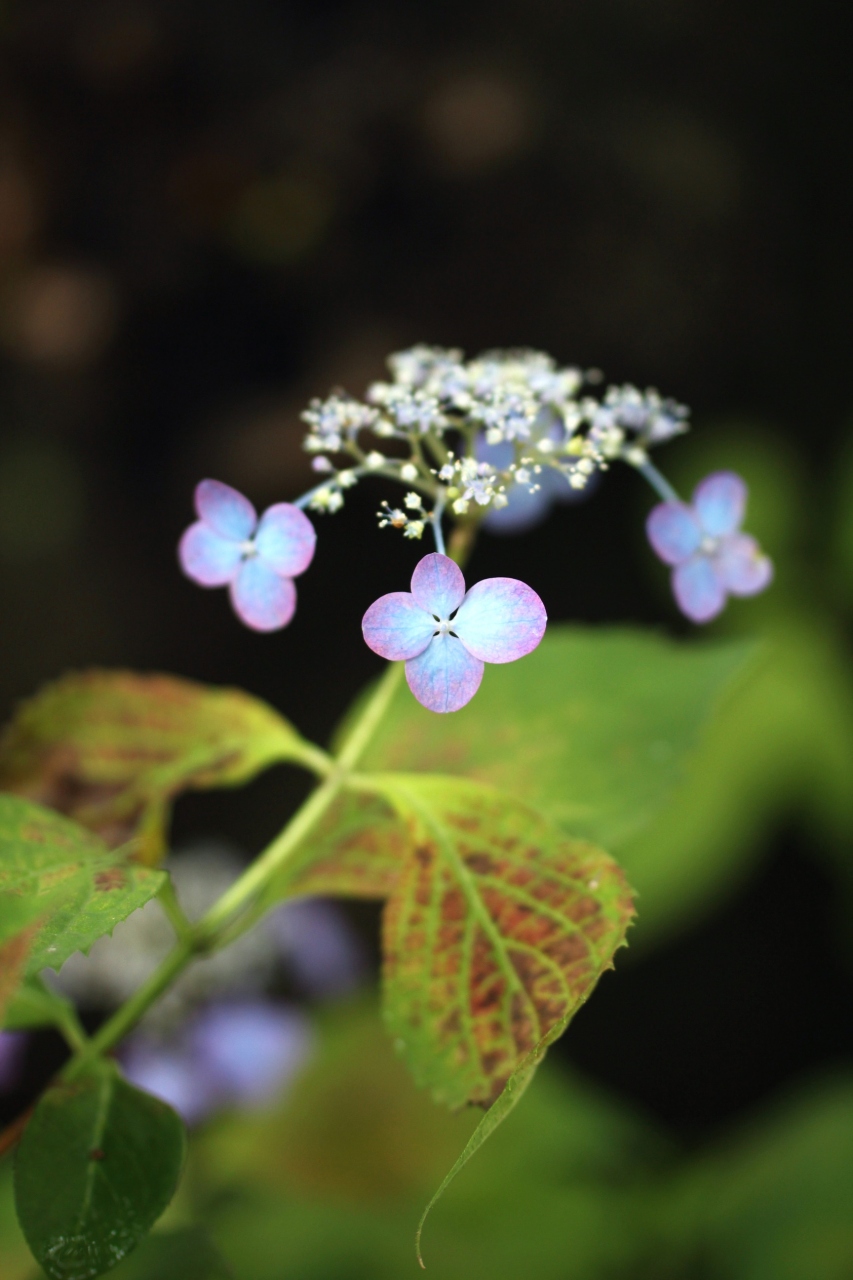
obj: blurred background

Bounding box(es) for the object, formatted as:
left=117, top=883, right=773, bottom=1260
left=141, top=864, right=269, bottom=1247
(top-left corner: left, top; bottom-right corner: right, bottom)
left=2, top=2, right=853, bottom=1277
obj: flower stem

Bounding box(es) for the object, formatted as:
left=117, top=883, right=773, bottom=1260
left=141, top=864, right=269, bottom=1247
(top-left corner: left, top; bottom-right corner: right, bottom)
left=431, top=492, right=447, bottom=555
left=635, top=459, right=682, bottom=504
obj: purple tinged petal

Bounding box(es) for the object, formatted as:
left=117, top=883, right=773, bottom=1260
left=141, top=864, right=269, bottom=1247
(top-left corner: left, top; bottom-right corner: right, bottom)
left=715, top=533, right=774, bottom=596
left=230, top=558, right=296, bottom=631
left=453, top=577, right=547, bottom=663
left=121, top=1042, right=217, bottom=1125
left=692, top=471, right=747, bottom=538
left=672, top=554, right=727, bottom=623
left=410, top=553, right=466, bottom=618
left=195, top=479, right=257, bottom=541
left=187, top=1001, right=312, bottom=1106
left=179, top=522, right=243, bottom=586
left=405, top=634, right=484, bottom=713
left=362, top=592, right=436, bottom=660
left=255, top=503, right=316, bottom=577
left=646, top=502, right=702, bottom=565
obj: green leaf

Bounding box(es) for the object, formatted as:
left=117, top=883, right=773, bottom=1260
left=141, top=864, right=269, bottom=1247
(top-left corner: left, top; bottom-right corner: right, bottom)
left=371, top=774, right=634, bottom=1109
left=0, top=793, right=164, bottom=975
left=98, top=1228, right=233, bottom=1280
left=261, top=791, right=407, bottom=908
left=14, top=1059, right=186, bottom=1280
left=347, top=626, right=752, bottom=848
left=664, top=1076, right=853, bottom=1280
left=0, top=670, right=316, bottom=863
left=2, top=975, right=75, bottom=1032
left=617, top=618, right=853, bottom=944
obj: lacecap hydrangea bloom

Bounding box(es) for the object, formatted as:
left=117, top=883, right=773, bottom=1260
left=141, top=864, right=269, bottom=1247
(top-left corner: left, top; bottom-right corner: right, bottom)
left=362, top=552, right=547, bottom=713
left=179, top=479, right=316, bottom=631
left=646, top=471, right=773, bottom=623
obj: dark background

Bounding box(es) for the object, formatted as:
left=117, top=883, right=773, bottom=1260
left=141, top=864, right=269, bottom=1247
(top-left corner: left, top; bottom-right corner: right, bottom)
left=2, top=0, right=852, bottom=1144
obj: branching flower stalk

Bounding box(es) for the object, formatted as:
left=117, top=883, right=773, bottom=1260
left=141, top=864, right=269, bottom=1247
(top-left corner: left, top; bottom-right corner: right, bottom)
left=67, top=343, right=776, bottom=1072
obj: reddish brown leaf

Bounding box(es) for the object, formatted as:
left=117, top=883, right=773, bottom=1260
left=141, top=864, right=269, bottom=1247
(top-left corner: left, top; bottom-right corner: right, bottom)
left=376, top=775, right=635, bottom=1109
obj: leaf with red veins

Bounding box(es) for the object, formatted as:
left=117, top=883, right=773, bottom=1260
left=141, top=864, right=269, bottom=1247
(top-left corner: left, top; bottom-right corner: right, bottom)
left=374, top=775, right=635, bottom=1109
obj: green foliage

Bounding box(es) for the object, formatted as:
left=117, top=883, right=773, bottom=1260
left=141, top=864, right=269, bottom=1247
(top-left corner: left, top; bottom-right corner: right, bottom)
left=661, top=1077, right=853, bottom=1280
left=0, top=671, right=316, bottom=863
left=187, top=1000, right=663, bottom=1280
left=2, top=975, right=76, bottom=1033
left=99, top=1228, right=233, bottom=1280
left=14, top=1059, right=186, bottom=1280
left=350, top=625, right=752, bottom=848
left=371, top=774, right=634, bottom=1109
left=0, top=793, right=164, bottom=978
left=617, top=616, right=853, bottom=942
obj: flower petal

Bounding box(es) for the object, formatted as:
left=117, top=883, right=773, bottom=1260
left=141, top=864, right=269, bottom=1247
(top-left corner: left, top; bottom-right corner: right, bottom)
left=179, top=522, right=243, bottom=586
left=410, top=553, right=466, bottom=618
left=453, top=577, right=547, bottom=663
left=255, top=503, right=316, bottom=577
left=405, top=635, right=484, bottom=713
left=715, top=533, right=774, bottom=596
left=195, top=478, right=257, bottom=541
left=230, top=558, right=296, bottom=631
left=362, top=592, right=436, bottom=660
left=646, top=502, right=702, bottom=565
left=692, top=471, right=747, bottom=538
left=672, top=554, right=727, bottom=623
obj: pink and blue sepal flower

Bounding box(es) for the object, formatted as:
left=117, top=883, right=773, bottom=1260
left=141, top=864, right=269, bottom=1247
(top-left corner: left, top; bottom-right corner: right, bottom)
left=646, top=471, right=773, bottom=623
left=362, top=552, right=547, bottom=713
left=179, top=479, right=316, bottom=631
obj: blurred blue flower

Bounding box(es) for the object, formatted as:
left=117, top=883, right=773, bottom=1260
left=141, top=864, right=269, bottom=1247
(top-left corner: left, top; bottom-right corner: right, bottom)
left=121, top=998, right=312, bottom=1123
left=269, top=898, right=366, bottom=998
left=646, top=471, right=773, bottom=623
left=476, top=435, right=596, bottom=535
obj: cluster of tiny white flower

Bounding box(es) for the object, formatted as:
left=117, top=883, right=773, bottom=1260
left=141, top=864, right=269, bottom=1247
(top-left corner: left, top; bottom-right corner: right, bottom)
left=297, top=345, right=690, bottom=531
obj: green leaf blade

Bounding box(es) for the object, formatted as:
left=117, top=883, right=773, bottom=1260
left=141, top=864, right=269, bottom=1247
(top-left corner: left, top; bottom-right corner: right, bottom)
left=14, top=1061, right=186, bottom=1280
left=0, top=671, right=314, bottom=862
left=351, top=626, right=753, bottom=848
left=0, top=793, right=164, bottom=975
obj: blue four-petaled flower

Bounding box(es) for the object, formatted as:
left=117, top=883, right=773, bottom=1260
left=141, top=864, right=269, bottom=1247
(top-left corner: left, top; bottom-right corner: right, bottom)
left=646, top=471, right=773, bottom=623
left=362, top=552, right=547, bottom=712
left=179, top=479, right=316, bottom=631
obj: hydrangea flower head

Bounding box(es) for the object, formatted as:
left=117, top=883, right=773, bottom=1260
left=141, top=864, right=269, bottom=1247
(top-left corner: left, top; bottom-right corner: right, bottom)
left=362, top=552, right=547, bottom=712
left=179, top=479, right=316, bottom=631
left=646, top=471, right=773, bottom=623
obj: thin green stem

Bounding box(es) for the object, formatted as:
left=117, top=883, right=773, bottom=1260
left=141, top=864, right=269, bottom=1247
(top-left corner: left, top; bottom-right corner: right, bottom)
left=335, top=661, right=405, bottom=770
left=56, top=1006, right=90, bottom=1055
left=635, top=459, right=681, bottom=505
left=194, top=772, right=344, bottom=943
left=157, top=876, right=192, bottom=942
left=64, top=938, right=194, bottom=1078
